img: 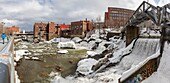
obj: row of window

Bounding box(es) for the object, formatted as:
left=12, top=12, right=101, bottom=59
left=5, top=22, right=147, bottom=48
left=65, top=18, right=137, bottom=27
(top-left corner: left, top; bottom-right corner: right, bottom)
left=71, top=25, right=83, bottom=28
left=110, top=12, right=130, bottom=17
left=112, top=17, right=129, bottom=20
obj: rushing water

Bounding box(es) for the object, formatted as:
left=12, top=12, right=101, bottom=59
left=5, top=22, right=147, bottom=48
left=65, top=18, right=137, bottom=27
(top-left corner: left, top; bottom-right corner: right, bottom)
left=115, top=38, right=160, bottom=74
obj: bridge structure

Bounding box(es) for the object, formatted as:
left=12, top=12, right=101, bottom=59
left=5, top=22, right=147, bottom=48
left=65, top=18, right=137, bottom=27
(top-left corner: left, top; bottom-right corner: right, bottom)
left=119, top=1, right=170, bottom=83
left=13, top=33, right=34, bottom=41
left=0, top=38, right=15, bottom=83
left=124, top=1, right=170, bottom=46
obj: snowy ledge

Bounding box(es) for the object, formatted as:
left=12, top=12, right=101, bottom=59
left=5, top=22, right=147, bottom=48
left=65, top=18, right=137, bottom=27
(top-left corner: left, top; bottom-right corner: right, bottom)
left=109, top=39, right=136, bottom=63
left=120, top=51, right=160, bottom=82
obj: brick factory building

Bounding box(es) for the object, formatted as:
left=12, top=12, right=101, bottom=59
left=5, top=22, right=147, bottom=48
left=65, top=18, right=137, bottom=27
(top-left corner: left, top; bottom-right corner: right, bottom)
left=34, top=22, right=56, bottom=42
left=5, top=26, right=20, bottom=35
left=56, top=24, right=71, bottom=37
left=34, top=22, right=72, bottom=42
left=92, top=22, right=104, bottom=30
left=0, top=22, right=4, bottom=34
left=71, top=20, right=91, bottom=37
left=104, top=7, right=134, bottom=29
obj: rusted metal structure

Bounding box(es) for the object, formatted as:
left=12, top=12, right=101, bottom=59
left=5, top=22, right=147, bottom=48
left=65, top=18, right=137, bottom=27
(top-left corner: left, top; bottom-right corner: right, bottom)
left=119, top=1, right=170, bottom=83
left=124, top=1, right=162, bottom=46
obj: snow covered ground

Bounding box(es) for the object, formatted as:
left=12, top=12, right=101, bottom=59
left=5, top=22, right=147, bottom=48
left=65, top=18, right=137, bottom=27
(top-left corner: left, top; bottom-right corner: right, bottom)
left=142, top=42, right=170, bottom=83
left=140, top=28, right=161, bottom=37
left=15, top=50, right=31, bottom=61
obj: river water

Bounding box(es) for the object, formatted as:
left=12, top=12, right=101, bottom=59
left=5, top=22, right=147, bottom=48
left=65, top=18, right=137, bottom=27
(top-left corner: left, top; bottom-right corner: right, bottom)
left=14, top=41, right=87, bottom=83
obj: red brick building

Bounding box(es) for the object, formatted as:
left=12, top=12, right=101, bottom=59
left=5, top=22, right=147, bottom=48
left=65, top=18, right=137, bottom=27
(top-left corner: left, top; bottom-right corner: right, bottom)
left=56, top=24, right=71, bottom=37
left=71, top=20, right=91, bottom=37
left=104, top=7, right=134, bottom=28
left=0, top=22, right=4, bottom=34
left=34, top=22, right=56, bottom=42
left=5, top=26, right=20, bottom=35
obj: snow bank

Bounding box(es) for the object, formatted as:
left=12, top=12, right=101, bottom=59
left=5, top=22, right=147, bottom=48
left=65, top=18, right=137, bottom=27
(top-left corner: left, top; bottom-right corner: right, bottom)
left=76, top=58, right=98, bottom=75
left=57, top=41, right=76, bottom=49
left=142, top=42, right=170, bottom=83
left=57, top=50, right=68, bottom=54
left=15, top=50, right=31, bottom=61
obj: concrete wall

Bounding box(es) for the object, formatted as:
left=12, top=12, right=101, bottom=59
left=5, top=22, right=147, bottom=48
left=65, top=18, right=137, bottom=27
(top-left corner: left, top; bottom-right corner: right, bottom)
left=0, top=37, right=15, bottom=83
left=119, top=58, right=158, bottom=83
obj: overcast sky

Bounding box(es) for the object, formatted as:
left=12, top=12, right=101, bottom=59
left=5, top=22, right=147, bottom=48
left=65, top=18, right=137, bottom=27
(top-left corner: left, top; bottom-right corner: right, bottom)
left=0, top=0, right=169, bottom=31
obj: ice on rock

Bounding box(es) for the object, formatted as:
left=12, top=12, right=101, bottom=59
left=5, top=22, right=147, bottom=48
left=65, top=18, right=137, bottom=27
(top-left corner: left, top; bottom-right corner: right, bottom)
left=72, top=37, right=82, bottom=43
left=80, top=41, right=88, bottom=47
left=86, top=51, right=98, bottom=57
left=57, top=50, right=68, bottom=54
left=87, top=41, right=97, bottom=50
left=15, top=50, right=31, bottom=61
left=50, top=37, right=71, bottom=43
left=57, top=41, right=76, bottom=49
left=76, top=58, right=98, bottom=75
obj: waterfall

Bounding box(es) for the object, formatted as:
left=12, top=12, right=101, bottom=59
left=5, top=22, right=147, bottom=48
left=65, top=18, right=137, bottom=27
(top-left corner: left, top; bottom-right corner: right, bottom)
left=115, top=38, right=160, bottom=74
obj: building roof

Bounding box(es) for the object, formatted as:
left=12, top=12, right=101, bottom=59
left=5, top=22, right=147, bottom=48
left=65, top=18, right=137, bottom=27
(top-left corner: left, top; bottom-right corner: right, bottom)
left=57, top=24, right=70, bottom=30
left=108, top=7, right=134, bottom=11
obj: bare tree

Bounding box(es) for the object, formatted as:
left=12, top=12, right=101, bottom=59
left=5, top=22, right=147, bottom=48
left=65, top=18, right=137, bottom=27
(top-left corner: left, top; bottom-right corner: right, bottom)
left=96, top=15, right=101, bottom=36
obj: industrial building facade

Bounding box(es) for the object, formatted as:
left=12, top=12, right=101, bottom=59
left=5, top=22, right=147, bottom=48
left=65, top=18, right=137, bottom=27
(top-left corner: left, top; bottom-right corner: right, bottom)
left=104, top=7, right=134, bottom=28
left=71, top=20, right=91, bottom=37
left=33, top=20, right=92, bottom=42
left=34, top=22, right=56, bottom=42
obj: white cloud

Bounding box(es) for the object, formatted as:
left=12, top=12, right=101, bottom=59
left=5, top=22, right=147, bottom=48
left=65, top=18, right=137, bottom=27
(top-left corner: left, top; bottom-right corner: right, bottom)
left=0, top=0, right=169, bottom=31
left=2, top=19, right=19, bottom=27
